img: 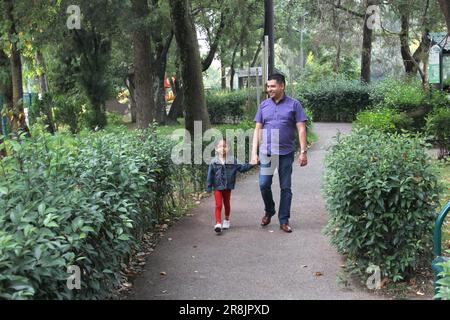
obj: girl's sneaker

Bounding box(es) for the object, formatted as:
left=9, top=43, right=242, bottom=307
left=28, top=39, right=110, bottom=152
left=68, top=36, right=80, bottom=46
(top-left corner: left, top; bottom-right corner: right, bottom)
left=222, top=220, right=230, bottom=230
left=214, top=223, right=222, bottom=233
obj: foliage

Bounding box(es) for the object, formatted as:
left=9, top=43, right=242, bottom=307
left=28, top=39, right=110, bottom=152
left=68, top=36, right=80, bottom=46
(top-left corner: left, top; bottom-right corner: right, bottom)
left=206, top=90, right=246, bottom=124
left=353, top=107, right=413, bottom=133
left=323, top=127, right=442, bottom=282
left=426, top=107, right=450, bottom=159
left=435, top=251, right=450, bottom=300
left=292, top=77, right=376, bottom=122
left=0, top=125, right=197, bottom=299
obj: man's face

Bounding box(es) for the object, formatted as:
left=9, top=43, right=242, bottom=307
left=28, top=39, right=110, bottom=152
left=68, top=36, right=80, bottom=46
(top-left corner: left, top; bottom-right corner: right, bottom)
left=266, top=80, right=284, bottom=99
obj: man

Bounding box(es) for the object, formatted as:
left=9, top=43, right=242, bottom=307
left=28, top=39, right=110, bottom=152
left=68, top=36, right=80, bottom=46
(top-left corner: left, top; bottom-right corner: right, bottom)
left=250, top=73, right=308, bottom=233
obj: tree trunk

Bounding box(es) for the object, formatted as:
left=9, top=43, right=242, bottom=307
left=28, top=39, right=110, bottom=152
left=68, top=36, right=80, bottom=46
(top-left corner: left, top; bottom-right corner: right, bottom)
left=400, top=13, right=417, bottom=74
left=35, top=50, right=49, bottom=94
left=221, top=63, right=227, bottom=90
left=126, top=74, right=137, bottom=123
left=169, top=0, right=211, bottom=136
left=230, top=45, right=239, bottom=91
left=360, top=0, right=376, bottom=84
left=399, top=1, right=430, bottom=85
left=439, top=0, right=450, bottom=33
left=152, top=30, right=173, bottom=125
left=167, top=60, right=184, bottom=122
left=0, top=49, right=12, bottom=107
left=167, top=84, right=184, bottom=122
left=4, top=0, right=27, bottom=133
left=131, top=0, right=155, bottom=129
left=153, top=64, right=168, bottom=124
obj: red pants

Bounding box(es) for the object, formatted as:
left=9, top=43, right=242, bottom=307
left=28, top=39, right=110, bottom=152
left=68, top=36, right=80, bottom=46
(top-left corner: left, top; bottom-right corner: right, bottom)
left=214, top=189, right=231, bottom=224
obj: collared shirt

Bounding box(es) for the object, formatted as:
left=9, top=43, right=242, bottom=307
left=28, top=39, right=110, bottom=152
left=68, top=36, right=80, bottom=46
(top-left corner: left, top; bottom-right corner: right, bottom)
left=254, top=94, right=308, bottom=155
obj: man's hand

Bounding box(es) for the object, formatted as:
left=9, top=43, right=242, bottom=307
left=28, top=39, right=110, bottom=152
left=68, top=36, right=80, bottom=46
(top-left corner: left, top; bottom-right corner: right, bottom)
left=298, top=153, right=308, bottom=167
left=250, top=153, right=259, bottom=165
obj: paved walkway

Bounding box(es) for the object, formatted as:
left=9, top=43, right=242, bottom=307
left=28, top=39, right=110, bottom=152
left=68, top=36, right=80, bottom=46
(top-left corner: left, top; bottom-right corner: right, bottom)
left=128, top=123, right=383, bottom=300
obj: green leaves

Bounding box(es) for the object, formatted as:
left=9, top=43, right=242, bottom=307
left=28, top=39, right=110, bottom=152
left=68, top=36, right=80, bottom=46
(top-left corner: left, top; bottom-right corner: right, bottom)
left=323, top=127, right=442, bottom=283
left=0, top=126, right=185, bottom=299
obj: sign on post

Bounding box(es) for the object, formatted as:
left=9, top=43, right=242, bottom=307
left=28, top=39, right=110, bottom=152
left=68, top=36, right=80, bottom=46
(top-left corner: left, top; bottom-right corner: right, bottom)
left=429, top=45, right=441, bottom=84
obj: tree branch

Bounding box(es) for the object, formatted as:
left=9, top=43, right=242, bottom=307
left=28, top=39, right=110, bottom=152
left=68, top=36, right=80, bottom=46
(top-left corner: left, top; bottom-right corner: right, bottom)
left=202, top=11, right=226, bottom=71
left=329, top=0, right=365, bottom=19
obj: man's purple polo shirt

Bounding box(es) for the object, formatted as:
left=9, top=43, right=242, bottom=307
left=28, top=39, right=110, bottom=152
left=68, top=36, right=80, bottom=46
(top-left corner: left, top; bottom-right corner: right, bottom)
left=254, top=95, right=308, bottom=155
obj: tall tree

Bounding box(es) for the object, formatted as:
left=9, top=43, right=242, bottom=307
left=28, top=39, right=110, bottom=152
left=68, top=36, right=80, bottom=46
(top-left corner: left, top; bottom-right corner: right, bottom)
left=131, top=0, right=155, bottom=128
left=169, top=0, right=211, bottom=136
left=439, top=0, right=450, bottom=33
left=2, top=0, right=27, bottom=132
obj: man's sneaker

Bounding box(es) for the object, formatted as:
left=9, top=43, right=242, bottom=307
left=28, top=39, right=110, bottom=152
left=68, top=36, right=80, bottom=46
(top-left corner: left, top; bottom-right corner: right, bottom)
left=214, top=223, right=222, bottom=233
left=222, top=220, right=230, bottom=229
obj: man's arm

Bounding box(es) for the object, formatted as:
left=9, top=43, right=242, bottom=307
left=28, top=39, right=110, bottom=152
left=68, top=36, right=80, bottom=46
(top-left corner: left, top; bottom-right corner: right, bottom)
left=296, top=122, right=308, bottom=167
left=251, top=123, right=263, bottom=165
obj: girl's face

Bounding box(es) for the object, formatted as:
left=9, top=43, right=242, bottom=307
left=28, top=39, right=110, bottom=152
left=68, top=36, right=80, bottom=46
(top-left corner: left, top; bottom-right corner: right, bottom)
left=216, top=140, right=229, bottom=157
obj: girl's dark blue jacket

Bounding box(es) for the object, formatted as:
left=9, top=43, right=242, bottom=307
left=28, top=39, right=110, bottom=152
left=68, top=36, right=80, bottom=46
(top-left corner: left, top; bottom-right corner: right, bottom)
left=206, top=156, right=254, bottom=192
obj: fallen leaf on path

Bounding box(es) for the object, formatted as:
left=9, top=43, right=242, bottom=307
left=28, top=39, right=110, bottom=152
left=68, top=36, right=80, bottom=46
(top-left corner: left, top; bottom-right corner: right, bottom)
left=160, top=271, right=167, bottom=276
left=269, top=230, right=274, bottom=233
left=168, top=238, right=172, bottom=241
left=314, top=272, right=323, bottom=277
left=416, top=291, right=424, bottom=296
left=301, top=265, right=308, bottom=268
left=123, top=282, right=132, bottom=288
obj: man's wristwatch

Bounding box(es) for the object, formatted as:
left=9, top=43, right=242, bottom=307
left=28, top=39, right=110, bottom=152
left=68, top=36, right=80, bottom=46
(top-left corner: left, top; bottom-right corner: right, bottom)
left=300, top=150, right=307, bottom=155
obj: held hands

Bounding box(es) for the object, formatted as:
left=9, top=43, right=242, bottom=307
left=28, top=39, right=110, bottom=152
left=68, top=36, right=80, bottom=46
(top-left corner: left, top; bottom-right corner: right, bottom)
left=250, top=154, right=259, bottom=166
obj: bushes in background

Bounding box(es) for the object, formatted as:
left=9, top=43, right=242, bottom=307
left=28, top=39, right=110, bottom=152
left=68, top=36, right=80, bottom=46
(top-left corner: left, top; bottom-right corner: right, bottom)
left=353, top=107, right=413, bottom=133
left=323, top=127, right=442, bottom=282
left=206, top=90, right=246, bottom=124
left=426, top=107, right=450, bottom=159
left=292, top=78, right=377, bottom=122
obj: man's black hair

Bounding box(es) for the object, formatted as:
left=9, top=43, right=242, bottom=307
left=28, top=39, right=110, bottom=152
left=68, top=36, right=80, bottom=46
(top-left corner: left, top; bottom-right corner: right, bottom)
left=268, top=73, right=286, bottom=86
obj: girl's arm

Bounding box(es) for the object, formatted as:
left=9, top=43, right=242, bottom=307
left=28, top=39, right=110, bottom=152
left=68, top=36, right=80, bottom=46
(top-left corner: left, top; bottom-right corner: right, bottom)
left=206, top=164, right=214, bottom=192
left=236, top=159, right=255, bottom=173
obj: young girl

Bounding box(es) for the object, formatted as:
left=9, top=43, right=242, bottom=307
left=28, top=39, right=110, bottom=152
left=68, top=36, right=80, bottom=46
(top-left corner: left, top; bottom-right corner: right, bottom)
left=206, top=138, right=254, bottom=233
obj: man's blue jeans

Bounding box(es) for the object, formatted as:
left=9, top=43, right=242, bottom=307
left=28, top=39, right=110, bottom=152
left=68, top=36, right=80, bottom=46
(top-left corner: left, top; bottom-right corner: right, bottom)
left=259, top=152, right=294, bottom=225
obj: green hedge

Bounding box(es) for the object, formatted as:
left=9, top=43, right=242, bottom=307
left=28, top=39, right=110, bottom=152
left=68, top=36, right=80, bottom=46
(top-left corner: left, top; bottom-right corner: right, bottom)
left=0, top=125, right=199, bottom=299
left=323, top=127, right=442, bottom=282
left=291, top=78, right=378, bottom=122
left=206, top=90, right=246, bottom=124
left=426, top=107, right=450, bottom=159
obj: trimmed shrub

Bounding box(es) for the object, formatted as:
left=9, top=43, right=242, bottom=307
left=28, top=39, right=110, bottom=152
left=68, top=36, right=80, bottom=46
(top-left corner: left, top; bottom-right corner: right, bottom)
left=0, top=125, right=194, bottom=299
left=206, top=90, right=246, bottom=124
left=292, top=78, right=376, bottom=122
left=426, top=107, right=450, bottom=159
left=323, top=127, right=442, bottom=282
left=353, top=107, right=413, bottom=133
